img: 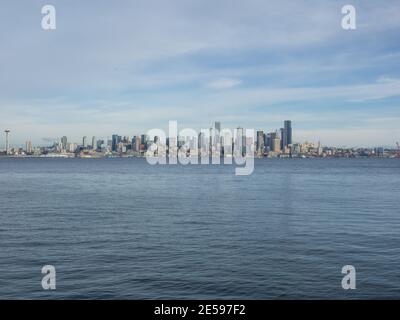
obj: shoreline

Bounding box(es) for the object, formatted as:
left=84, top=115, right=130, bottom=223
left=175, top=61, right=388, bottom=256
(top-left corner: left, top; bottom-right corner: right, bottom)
left=0, top=155, right=398, bottom=159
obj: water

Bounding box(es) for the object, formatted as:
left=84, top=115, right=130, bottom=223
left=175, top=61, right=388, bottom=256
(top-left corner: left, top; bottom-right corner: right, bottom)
left=0, top=157, right=399, bottom=299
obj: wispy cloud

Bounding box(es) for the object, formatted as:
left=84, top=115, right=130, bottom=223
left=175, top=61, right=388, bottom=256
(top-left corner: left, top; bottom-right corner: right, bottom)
left=205, top=78, right=242, bottom=89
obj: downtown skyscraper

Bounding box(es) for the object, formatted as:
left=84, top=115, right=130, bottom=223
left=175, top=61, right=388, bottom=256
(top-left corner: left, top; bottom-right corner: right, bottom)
left=282, top=120, right=292, bottom=149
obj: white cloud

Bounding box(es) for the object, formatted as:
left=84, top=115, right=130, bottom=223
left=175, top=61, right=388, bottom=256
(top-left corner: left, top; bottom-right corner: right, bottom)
left=205, top=78, right=242, bottom=89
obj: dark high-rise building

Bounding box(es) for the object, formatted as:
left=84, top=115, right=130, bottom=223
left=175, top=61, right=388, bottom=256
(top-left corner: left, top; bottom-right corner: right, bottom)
left=141, top=134, right=149, bottom=146
left=280, top=128, right=285, bottom=150
left=214, top=121, right=221, bottom=133
left=284, top=120, right=292, bottom=147
left=132, top=136, right=137, bottom=151
left=265, top=133, right=271, bottom=150
left=82, top=136, right=87, bottom=148
left=112, top=134, right=121, bottom=152
left=235, top=127, right=245, bottom=155
left=132, top=136, right=141, bottom=152
left=61, top=136, right=68, bottom=150
left=96, top=139, right=104, bottom=151
left=269, top=131, right=278, bottom=150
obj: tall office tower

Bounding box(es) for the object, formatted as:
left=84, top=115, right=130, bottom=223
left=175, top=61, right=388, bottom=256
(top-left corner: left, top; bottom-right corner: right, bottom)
left=263, top=133, right=269, bottom=151
left=96, top=139, right=104, bottom=151
left=269, top=131, right=277, bottom=150
left=198, top=132, right=203, bottom=150
left=61, top=136, right=68, bottom=150
left=215, top=121, right=221, bottom=136
left=209, top=127, right=214, bottom=151
left=272, top=137, right=281, bottom=153
left=221, top=130, right=232, bottom=156
left=141, top=134, right=149, bottom=146
left=132, top=135, right=140, bottom=152
left=91, top=136, right=96, bottom=149
left=82, top=136, right=87, bottom=148
left=272, top=138, right=281, bottom=152
left=213, top=122, right=221, bottom=150
left=270, top=130, right=281, bottom=153
left=198, top=132, right=204, bottom=152
left=112, top=134, right=121, bottom=152
left=280, top=128, right=285, bottom=150
left=131, top=136, right=136, bottom=151
left=235, top=127, right=246, bottom=155
left=135, top=136, right=141, bottom=152
left=202, top=131, right=211, bottom=155
left=256, top=131, right=265, bottom=155
left=265, top=133, right=271, bottom=150
left=26, top=141, right=33, bottom=154
left=214, top=121, right=221, bottom=134
left=284, top=120, right=292, bottom=146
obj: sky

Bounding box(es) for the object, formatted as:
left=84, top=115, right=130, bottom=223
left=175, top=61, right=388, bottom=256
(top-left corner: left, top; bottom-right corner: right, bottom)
left=0, top=0, right=400, bottom=147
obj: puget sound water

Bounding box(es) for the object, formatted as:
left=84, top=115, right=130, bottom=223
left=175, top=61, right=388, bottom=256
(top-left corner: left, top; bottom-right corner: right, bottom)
left=0, top=157, right=399, bottom=299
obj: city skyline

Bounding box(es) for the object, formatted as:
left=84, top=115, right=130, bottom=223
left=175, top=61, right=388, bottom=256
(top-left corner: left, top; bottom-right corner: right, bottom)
left=1, top=1, right=400, bottom=146
left=1, top=118, right=400, bottom=151
left=2, top=120, right=400, bottom=159
left=2, top=120, right=292, bottom=150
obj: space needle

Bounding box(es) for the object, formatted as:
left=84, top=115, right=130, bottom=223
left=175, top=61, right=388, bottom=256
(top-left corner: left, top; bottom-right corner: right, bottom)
left=4, top=129, right=10, bottom=155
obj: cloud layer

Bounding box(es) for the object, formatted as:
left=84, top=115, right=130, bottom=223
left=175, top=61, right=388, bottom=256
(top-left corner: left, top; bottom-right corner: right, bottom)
left=0, top=0, right=400, bottom=147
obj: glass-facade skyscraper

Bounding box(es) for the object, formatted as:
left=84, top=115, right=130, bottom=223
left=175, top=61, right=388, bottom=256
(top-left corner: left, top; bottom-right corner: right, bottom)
left=283, top=120, right=292, bottom=147
left=112, top=134, right=121, bottom=152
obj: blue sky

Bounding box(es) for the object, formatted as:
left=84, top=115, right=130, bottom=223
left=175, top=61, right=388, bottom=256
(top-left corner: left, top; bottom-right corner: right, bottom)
left=1, top=0, right=400, bottom=147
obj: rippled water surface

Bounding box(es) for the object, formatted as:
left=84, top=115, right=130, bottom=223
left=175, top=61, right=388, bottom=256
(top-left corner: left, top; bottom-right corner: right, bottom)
left=0, top=157, right=399, bottom=299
